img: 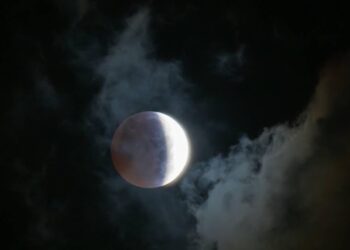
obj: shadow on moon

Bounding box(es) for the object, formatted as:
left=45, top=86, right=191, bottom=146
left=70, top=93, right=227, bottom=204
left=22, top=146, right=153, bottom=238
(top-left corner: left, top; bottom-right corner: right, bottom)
left=111, top=112, right=170, bottom=188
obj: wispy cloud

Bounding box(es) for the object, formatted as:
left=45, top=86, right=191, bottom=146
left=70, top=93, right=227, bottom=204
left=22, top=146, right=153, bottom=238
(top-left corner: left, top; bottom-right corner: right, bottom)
left=90, top=8, right=191, bottom=142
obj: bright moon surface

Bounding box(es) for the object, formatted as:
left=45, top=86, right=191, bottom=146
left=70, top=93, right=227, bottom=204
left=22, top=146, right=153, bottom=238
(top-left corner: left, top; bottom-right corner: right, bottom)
left=157, top=113, right=190, bottom=186
left=111, top=111, right=190, bottom=188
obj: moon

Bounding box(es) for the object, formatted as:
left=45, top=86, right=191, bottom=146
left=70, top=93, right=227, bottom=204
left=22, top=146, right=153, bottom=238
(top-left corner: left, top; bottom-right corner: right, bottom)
left=111, top=111, right=190, bottom=188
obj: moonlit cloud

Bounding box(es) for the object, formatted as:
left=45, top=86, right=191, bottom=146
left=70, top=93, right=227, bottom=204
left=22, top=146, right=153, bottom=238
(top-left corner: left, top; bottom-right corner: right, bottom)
left=86, top=9, right=194, bottom=249
left=90, top=8, right=191, bottom=141
left=182, top=56, right=350, bottom=250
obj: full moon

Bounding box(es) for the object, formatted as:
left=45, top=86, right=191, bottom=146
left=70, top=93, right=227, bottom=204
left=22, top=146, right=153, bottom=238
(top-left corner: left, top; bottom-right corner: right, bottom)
left=111, top=111, right=190, bottom=188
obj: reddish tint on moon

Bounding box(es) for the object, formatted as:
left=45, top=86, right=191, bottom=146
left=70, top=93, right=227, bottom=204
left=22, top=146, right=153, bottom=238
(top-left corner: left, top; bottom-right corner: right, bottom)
left=111, top=111, right=190, bottom=188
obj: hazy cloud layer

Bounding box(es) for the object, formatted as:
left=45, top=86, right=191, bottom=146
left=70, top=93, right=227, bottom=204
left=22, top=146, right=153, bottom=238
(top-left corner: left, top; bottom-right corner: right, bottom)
left=90, top=8, right=191, bottom=141
left=86, top=9, right=195, bottom=249
left=182, top=57, right=350, bottom=250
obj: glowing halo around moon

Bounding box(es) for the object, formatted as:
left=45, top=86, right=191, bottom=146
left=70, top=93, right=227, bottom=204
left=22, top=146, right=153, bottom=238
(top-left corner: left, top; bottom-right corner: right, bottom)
left=111, top=111, right=190, bottom=188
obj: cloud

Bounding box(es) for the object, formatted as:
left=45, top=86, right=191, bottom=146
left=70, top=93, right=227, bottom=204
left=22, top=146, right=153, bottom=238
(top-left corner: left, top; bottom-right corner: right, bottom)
left=8, top=5, right=349, bottom=250
left=7, top=8, right=195, bottom=249
left=182, top=56, right=350, bottom=250
left=84, top=8, right=195, bottom=249
left=9, top=15, right=195, bottom=241
left=89, top=8, right=191, bottom=141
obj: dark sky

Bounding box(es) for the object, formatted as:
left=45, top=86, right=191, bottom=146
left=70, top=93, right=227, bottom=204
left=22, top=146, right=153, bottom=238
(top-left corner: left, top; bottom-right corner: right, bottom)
left=2, top=1, right=350, bottom=250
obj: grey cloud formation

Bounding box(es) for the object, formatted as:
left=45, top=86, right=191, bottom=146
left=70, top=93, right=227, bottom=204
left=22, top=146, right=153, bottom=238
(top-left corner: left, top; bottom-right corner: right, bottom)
left=90, top=8, right=191, bottom=141
left=84, top=8, right=195, bottom=249
left=182, top=56, right=350, bottom=250
left=8, top=8, right=194, bottom=248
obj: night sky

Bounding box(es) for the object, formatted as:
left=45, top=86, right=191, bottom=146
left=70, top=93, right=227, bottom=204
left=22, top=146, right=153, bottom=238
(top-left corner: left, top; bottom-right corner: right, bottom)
left=2, top=1, right=350, bottom=249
